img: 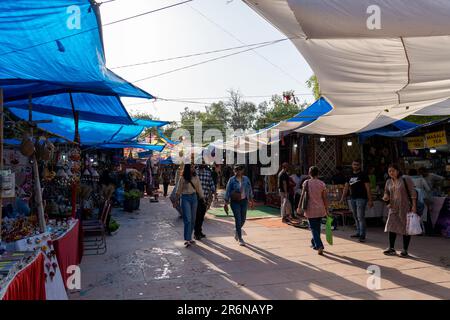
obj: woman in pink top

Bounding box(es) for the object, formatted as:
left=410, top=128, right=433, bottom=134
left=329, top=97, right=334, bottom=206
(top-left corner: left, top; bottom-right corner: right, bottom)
left=297, top=166, right=329, bottom=255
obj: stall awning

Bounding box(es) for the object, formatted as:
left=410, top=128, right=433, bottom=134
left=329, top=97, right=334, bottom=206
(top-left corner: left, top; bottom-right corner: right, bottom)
left=209, top=97, right=333, bottom=153
left=358, top=120, right=420, bottom=142
left=134, top=119, right=171, bottom=128
left=244, top=0, right=450, bottom=135
left=0, top=0, right=152, bottom=101
left=6, top=93, right=134, bottom=125
left=7, top=108, right=166, bottom=146
left=380, top=118, right=449, bottom=138
left=95, top=142, right=165, bottom=152
left=2, top=139, right=21, bottom=146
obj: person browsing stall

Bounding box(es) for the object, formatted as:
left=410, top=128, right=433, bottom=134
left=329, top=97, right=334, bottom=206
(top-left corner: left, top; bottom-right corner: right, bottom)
left=383, top=164, right=417, bottom=257
left=340, top=159, right=373, bottom=243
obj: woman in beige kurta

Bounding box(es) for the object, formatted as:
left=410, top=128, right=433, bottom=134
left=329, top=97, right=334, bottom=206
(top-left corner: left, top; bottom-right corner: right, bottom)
left=383, top=164, right=417, bottom=257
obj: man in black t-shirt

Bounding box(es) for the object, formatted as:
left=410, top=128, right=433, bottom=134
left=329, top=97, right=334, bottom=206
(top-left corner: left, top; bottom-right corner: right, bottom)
left=278, top=162, right=292, bottom=222
left=340, top=159, right=373, bottom=242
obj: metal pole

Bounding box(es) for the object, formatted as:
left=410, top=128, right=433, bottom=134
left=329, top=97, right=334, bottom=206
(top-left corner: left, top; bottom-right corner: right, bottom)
left=29, top=95, right=46, bottom=233
left=0, top=89, right=3, bottom=242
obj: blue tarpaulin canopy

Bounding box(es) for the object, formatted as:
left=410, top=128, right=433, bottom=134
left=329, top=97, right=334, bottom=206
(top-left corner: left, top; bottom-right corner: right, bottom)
left=95, top=142, right=165, bottom=152
left=358, top=120, right=421, bottom=142
left=7, top=107, right=167, bottom=146
left=0, top=0, right=152, bottom=101
left=134, top=119, right=171, bottom=128
left=6, top=93, right=134, bottom=124
left=288, top=97, right=333, bottom=123
left=3, top=139, right=21, bottom=146
left=160, top=157, right=173, bottom=165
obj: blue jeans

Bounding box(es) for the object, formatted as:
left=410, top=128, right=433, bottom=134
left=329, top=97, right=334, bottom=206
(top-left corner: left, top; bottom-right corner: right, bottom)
left=350, top=198, right=368, bottom=238
left=181, top=193, right=198, bottom=241
left=230, top=199, right=248, bottom=240
left=308, top=217, right=324, bottom=249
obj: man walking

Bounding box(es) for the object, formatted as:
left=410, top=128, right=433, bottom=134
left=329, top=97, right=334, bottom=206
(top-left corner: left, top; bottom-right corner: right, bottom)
left=278, top=162, right=292, bottom=223
left=340, top=159, right=373, bottom=242
left=161, top=168, right=171, bottom=197
left=194, top=164, right=216, bottom=240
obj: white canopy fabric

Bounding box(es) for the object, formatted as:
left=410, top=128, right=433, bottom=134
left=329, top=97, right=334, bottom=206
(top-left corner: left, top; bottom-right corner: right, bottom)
left=243, top=0, right=450, bottom=135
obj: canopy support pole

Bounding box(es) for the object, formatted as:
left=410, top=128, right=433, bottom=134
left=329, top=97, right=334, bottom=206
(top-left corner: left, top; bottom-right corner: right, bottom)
left=69, top=92, right=80, bottom=144
left=29, top=95, right=46, bottom=233
left=69, top=92, right=79, bottom=219
left=0, top=88, right=4, bottom=243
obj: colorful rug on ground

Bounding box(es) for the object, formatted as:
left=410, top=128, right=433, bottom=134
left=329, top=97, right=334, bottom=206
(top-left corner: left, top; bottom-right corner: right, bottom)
left=207, top=205, right=280, bottom=219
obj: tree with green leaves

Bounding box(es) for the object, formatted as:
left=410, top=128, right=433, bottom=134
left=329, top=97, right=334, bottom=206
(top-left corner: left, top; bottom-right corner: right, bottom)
left=131, top=112, right=160, bottom=141
left=254, top=92, right=307, bottom=130
left=227, top=89, right=257, bottom=130
left=306, top=75, right=321, bottom=100
left=404, top=115, right=448, bottom=125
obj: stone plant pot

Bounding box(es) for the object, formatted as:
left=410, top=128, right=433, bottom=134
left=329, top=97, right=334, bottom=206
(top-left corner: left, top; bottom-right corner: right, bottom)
left=123, top=198, right=135, bottom=212
left=132, top=198, right=140, bottom=211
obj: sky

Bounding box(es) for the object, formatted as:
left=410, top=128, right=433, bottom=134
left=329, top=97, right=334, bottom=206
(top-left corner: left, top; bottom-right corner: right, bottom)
left=99, top=0, right=315, bottom=123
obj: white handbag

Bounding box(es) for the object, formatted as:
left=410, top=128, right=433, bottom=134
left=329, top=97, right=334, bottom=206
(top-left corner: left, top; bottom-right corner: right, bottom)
left=406, top=212, right=423, bottom=235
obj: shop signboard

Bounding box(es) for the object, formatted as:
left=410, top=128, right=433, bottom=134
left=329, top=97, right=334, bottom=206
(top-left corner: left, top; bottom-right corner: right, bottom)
left=425, top=130, right=448, bottom=148
left=406, top=136, right=425, bottom=149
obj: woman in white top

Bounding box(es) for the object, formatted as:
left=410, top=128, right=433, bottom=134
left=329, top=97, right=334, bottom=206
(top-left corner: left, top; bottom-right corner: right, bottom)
left=174, top=164, right=204, bottom=247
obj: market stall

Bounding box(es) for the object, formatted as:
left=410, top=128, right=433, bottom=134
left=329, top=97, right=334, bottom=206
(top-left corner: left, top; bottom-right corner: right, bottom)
left=0, top=251, right=46, bottom=300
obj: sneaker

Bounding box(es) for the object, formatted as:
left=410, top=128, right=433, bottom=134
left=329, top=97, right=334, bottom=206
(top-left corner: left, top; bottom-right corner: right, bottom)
left=200, top=233, right=206, bottom=238
left=383, top=248, right=396, bottom=256
left=318, top=248, right=324, bottom=255
left=350, top=234, right=360, bottom=238
left=184, top=241, right=190, bottom=248
left=400, top=250, right=409, bottom=257
left=189, top=240, right=196, bottom=245
left=239, top=239, right=246, bottom=246
left=194, top=235, right=202, bottom=241
left=359, top=237, right=366, bottom=243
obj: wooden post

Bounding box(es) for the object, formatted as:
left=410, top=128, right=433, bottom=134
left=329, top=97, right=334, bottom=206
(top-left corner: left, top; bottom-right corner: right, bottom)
left=0, top=88, right=3, bottom=242
left=28, top=95, right=46, bottom=233
left=69, top=93, right=79, bottom=219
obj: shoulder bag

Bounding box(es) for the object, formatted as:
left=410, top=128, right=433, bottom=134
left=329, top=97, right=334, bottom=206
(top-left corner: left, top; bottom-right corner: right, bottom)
left=300, top=179, right=310, bottom=210
left=189, top=179, right=205, bottom=206
left=230, top=179, right=243, bottom=202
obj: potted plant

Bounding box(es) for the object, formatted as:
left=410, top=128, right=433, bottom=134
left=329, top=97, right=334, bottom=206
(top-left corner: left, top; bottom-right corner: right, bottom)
left=124, top=189, right=142, bottom=212
left=109, top=218, right=120, bottom=235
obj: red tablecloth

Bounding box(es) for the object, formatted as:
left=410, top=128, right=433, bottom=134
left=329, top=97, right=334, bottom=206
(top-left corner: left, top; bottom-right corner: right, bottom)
left=2, top=252, right=46, bottom=300
left=53, top=220, right=83, bottom=288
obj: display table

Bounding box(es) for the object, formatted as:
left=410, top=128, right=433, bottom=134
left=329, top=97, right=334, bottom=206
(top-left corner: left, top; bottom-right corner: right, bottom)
left=53, top=219, right=83, bottom=288
left=266, top=192, right=281, bottom=208
left=429, top=197, right=447, bottom=228
left=433, top=197, right=450, bottom=237
left=1, top=252, right=46, bottom=300
left=12, top=232, right=68, bottom=300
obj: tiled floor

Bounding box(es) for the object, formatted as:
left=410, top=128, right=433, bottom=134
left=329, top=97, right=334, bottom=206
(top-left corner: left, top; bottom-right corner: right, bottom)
left=69, top=195, right=450, bottom=300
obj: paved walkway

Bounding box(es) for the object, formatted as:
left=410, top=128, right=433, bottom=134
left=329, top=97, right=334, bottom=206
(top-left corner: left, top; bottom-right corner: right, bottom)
left=69, top=195, right=450, bottom=300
